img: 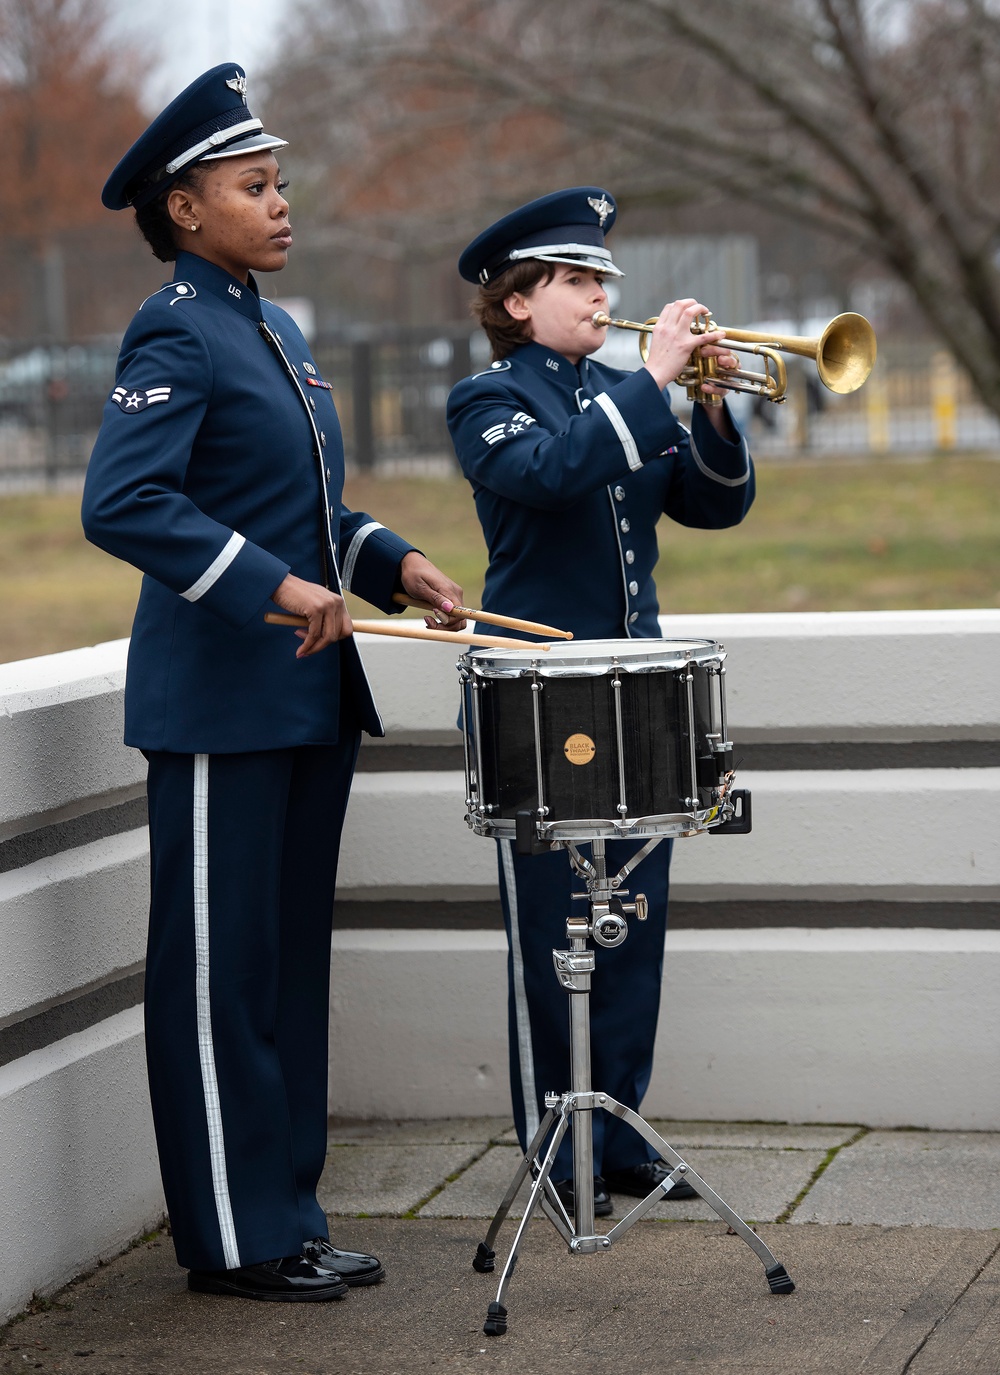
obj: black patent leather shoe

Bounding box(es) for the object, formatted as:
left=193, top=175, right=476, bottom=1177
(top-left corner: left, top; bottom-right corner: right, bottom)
left=302, top=1237, right=385, bottom=1286
left=550, top=1175, right=613, bottom=1218
left=604, top=1159, right=699, bottom=1200
left=188, top=1254, right=348, bottom=1301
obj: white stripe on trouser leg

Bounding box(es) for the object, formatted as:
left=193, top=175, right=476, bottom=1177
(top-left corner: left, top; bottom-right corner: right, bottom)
left=500, top=840, right=539, bottom=1142
left=193, top=754, right=241, bottom=1269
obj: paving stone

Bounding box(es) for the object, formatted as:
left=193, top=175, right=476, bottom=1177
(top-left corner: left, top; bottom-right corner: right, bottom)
left=488, top=1120, right=861, bottom=1151
left=792, top=1129, right=1000, bottom=1228
left=7, top=1221, right=997, bottom=1375
left=420, top=1143, right=825, bottom=1223
left=318, top=1142, right=485, bottom=1216
left=327, top=1116, right=513, bottom=1145
left=908, top=1241, right=1000, bottom=1374
left=646, top=1120, right=863, bottom=1150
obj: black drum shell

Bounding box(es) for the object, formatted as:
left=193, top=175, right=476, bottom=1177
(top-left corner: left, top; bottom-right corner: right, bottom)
left=471, top=658, right=719, bottom=824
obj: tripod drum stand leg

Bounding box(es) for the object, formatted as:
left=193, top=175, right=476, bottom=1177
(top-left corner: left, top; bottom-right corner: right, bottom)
left=472, top=836, right=795, bottom=1334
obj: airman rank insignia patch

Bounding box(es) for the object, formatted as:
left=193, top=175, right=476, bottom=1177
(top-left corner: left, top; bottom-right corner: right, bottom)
left=111, top=385, right=172, bottom=412
left=482, top=412, right=536, bottom=446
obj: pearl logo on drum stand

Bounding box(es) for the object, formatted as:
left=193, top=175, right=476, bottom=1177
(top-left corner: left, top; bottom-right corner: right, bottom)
left=457, top=637, right=791, bottom=1337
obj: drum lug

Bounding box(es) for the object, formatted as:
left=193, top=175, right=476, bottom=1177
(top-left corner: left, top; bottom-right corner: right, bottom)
left=515, top=809, right=552, bottom=856
left=711, top=788, right=752, bottom=835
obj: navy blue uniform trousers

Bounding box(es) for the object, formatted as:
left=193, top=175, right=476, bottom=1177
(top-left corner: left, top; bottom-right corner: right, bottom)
left=496, top=835, right=672, bottom=1180
left=143, top=738, right=358, bottom=1272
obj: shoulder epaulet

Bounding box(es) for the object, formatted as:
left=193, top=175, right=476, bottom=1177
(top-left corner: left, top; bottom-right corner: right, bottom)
left=468, top=359, right=512, bottom=381
left=139, top=282, right=198, bottom=309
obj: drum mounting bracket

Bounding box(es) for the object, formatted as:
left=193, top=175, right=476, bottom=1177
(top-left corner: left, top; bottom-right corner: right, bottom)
left=711, top=788, right=752, bottom=835
left=515, top=809, right=553, bottom=855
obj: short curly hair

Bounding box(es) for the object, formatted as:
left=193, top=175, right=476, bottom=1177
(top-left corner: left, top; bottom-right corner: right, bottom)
left=472, top=260, right=556, bottom=361
left=133, top=164, right=209, bottom=263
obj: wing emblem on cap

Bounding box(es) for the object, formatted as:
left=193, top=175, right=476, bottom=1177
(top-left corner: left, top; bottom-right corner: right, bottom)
left=587, top=195, right=613, bottom=227
left=225, top=73, right=248, bottom=103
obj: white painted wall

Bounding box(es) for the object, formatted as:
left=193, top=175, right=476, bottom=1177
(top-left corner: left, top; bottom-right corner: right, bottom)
left=327, top=928, right=1000, bottom=1131
left=1, top=610, right=998, bottom=1316
left=0, top=1009, right=160, bottom=1321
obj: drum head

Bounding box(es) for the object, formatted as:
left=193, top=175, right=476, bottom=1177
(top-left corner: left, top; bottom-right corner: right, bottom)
left=461, top=637, right=723, bottom=677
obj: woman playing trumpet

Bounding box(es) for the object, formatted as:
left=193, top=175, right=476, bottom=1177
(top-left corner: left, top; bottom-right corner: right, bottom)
left=446, top=186, right=756, bottom=1217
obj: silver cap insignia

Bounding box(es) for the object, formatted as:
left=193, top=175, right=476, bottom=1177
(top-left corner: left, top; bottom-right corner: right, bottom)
left=587, top=195, right=613, bottom=228
left=225, top=73, right=248, bottom=103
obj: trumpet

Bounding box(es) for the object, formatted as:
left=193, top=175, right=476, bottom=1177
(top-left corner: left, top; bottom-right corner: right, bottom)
left=592, top=310, right=877, bottom=406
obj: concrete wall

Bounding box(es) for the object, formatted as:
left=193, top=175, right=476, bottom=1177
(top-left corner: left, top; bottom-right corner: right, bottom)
left=331, top=609, right=1000, bottom=1128
left=0, top=641, right=158, bottom=1321
left=1, top=611, right=999, bottom=1316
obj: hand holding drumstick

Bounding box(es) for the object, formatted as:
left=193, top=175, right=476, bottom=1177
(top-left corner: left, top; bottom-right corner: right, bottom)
left=271, top=551, right=463, bottom=659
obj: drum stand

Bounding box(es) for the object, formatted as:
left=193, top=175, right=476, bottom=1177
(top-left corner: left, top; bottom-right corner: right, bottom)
left=472, top=836, right=794, bottom=1337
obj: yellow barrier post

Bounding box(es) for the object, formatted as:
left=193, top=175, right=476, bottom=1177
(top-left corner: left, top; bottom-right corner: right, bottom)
left=931, top=351, right=957, bottom=451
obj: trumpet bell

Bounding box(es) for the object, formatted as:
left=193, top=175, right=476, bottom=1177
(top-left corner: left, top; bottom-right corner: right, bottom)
left=814, top=313, right=878, bottom=395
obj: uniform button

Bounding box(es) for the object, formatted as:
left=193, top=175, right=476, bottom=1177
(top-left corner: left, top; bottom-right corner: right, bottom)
left=329, top=504, right=335, bottom=517
left=320, top=431, right=327, bottom=446
left=625, top=549, right=635, bottom=564
left=614, top=486, right=625, bottom=501
left=620, top=518, right=630, bottom=533
left=326, top=468, right=331, bottom=480
left=310, top=398, right=317, bottom=411
left=628, top=580, right=639, bottom=596
left=629, top=612, right=639, bottom=624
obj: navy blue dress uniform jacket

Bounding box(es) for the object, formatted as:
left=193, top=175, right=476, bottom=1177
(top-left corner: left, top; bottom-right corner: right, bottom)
left=446, top=340, right=755, bottom=638
left=82, top=251, right=415, bottom=752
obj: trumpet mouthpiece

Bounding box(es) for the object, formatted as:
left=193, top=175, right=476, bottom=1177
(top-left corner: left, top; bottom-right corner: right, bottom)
left=592, top=312, right=612, bottom=327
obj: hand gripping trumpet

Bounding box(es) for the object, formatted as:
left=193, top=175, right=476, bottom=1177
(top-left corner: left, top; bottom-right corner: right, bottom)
left=592, top=309, right=877, bottom=407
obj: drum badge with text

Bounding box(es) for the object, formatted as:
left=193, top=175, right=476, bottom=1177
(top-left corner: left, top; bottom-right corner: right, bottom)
left=563, top=733, right=596, bottom=765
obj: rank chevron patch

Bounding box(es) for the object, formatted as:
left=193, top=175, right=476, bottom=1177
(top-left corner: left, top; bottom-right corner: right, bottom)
left=481, top=412, right=536, bottom=446
left=111, top=386, right=172, bottom=413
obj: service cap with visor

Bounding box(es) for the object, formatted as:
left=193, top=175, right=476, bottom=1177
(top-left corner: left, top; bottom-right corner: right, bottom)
left=458, top=187, right=625, bottom=286
left=102, top=62, right=287, bottom=211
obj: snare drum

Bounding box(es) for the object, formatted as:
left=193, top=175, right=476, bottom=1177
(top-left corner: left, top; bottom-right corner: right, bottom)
left=459, top=638, right=735, bottom=843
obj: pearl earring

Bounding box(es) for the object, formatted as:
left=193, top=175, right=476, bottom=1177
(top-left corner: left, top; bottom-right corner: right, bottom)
left=190, top=223, right=198, bottom=232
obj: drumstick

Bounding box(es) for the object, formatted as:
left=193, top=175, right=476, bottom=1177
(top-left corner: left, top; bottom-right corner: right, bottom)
left=391, top=593, right=572, bottom=640
left=264, top=612, right=549, bottom=652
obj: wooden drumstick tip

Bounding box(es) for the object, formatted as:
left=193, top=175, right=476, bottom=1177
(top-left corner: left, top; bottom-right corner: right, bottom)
left=390, top=593, right=572, bottom=640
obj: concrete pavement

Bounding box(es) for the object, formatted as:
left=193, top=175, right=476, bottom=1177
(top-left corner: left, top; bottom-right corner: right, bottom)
left=2, top=1118, right=999, bottom=1374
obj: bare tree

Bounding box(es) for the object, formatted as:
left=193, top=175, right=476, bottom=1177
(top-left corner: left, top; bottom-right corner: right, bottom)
left=0, top=0, right=150, bottom=335
left=0, top=0, right=148, bottom=241
left=265, top=0, right=1000, bottom=414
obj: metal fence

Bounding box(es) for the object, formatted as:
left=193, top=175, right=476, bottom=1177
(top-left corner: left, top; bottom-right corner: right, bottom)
left=0, top=326, right=489, bottom=490
left=2, top=330, right=998, bottom=491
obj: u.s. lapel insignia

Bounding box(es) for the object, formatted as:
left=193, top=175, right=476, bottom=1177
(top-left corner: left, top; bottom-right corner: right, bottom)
left=303, top=362, right=316, bottom=375
left=588, top=195, right=613, bottom=227
left=226, top=73, right=248, bottom=103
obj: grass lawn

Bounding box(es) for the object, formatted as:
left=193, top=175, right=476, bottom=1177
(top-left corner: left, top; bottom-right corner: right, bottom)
left=1, top=454, right=998, bottom=666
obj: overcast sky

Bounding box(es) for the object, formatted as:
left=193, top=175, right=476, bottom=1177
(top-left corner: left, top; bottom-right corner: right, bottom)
left=108, top=0, right=292, bottom=110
